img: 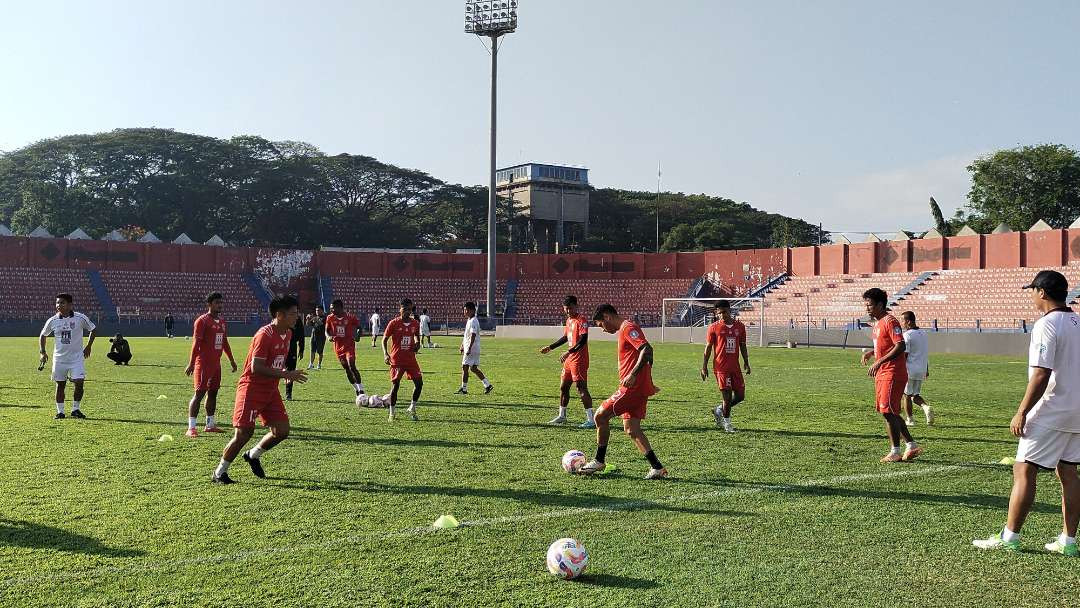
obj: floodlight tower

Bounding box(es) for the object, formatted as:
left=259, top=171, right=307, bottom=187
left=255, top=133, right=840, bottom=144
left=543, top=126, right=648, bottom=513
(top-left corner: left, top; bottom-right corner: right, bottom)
left=465, top=0, right=518, bottom=321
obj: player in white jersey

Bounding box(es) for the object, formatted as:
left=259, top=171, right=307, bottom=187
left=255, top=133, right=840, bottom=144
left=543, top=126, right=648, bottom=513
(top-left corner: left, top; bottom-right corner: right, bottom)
left=456, top=301, right=493, bottom=395
left=38, top=293, right=97, bottom=419
left=901, top=311, right=934, bottom=425
left=974, top=270, right=1080, bottom=556
left=369, top=309, right=382, bottom=348
left=419, top=309, right=433, bottom=348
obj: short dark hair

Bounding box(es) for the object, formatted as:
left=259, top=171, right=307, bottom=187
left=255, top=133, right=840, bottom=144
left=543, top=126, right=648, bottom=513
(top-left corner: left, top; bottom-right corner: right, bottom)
left=901, top=311, right=916, bottom=325
left=421, top=308, right=427, bottom=314
left=56, top=293, right=73, bottom=303
left=564, top=295, right=578, bottom=307
left=464, top=301, right=477, bottom=312
left=315, top=304, right=323, bottom=310
left=593, top=303, right=618, bottom=321
left=714, top=300, right=731, bottom=310
left=862, top=288, right=888, bottom=307
left=269, top=294, right=299, bottom=317
left=400, top=298, right=413, bottom=309
left=331, top=299, right=344, bottom=308
left=206, top=292, right=223, bottom=304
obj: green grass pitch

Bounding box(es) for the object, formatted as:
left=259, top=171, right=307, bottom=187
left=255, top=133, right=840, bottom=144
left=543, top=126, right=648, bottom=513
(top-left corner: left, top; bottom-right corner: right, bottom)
left=0, top=336, right=1074, bottom=607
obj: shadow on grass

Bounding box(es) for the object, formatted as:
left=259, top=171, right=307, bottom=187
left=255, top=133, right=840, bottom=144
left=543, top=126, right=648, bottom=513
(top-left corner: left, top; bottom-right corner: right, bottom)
left=95, top=379, right=189, bottom=387
left=575, top=573, right=660, bottom=590
left=0, top=519, right=143, bottom=557
left=268, top=478, right=751, bottom=517
left=0, top=402, right=43, bottom=409
left=303, top=434, right=537, bottom=450
left=420, top=400, right=548, bottom=411
left=88, top=416, right=319, bottom=433
left=660, top=426, right=1017, bottom=446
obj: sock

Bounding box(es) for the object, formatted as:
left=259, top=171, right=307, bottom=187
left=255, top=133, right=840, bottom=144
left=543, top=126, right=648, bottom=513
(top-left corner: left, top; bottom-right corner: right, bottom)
left=357, top=383, right=365, bottom=393
left=206, top=415, right=216, bottom=428
left=215, top=458, right=231, bottom=477
left=558, top=406, right=567, bottom=418
left=645, top=450, right=663, bottom=470
left=906, top=441, right=918, bottom=450
left=584, top=408, right=593, bottom=422
left=409, top=400, right=417, bottom=409
left=188, top=416, right=197, bottom=430
left=723, top=416, right=731, bottom=424
left=1059, top=533, right=1076, bottom=546
left=889, top=446, right=901, bottom=456
left=595, top=444, right=607, bottom=463
left=72, top=401, right=81, bottom=411
left=460, top=382, right=468, bottom=390
left=1002, top=527, right=1020, bottom=542
left=56, top=402, right=64, bottom=414
left=248, top=445, right=266, bottom=459
left=481, top=378, right=492, bottom=388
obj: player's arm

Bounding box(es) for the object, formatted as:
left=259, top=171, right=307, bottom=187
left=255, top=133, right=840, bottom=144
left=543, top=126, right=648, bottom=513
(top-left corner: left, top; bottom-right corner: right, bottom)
left=222, top=333, right=237, bottom=370
left=83, top=327, right=97, bottom=358
left=382, top=332, right=391, bottom=364
left=700, top=341, right=713, bottom=381
left=739, top=333, right=751, bottom=374
left=622, top=342, right=653, bottom=387
left=38, top=327, right=49, bottom=364
left=566, top=332, right=588, bottom=354
left=251, top=356, right=307, bottom=383
left=186, top=319, right=203, bottom=373
left=868, top=339, right=905, bottom=376
left=1011, top=367, right=1051, bottom=437
left=541, top=335, right=567, bottom=354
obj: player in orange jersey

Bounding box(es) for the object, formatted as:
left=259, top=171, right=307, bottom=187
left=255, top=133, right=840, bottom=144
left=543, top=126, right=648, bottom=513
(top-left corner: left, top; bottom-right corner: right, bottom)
left=212, top=294, right=307, bottom=484
left=325, top=299, right=364, bottom=396
left=578, top=304, right=668, bottom=479
left=540, top=295, right=594, bottom=428
left=184, top=292, right=238, bottom=438
left=860, top=288, right=922, bottom=463
left=383, top=298, right=423, bottom=421
left=701, top=300, right=751, bottom=433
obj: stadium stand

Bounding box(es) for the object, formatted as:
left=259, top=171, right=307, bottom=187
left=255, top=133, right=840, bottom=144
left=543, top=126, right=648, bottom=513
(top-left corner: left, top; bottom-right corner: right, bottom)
left=326, top=277, right=506, bottom=328
left=745, top=272, right=920, bottom=329
left=892, top=264, right=1080, bottom=330
left=99, top=270, right=262, bottom=322
left=0, top=267, right=103, bottom=320
left=512, top=278, right=696, bottom=326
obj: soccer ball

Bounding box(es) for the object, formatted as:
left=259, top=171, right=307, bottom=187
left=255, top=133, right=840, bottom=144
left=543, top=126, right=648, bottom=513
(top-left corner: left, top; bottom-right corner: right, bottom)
left=546, top=538, right=588, bottom=579
left=368, top=394, right=384, bottom=408
left=561, top=449, right=586, bottom=474
left=355, top=393, right=368, bottom=409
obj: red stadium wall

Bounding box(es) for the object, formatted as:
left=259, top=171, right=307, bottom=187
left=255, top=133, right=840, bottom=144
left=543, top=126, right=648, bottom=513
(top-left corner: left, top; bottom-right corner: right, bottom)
left=1024, top=230, right=1065, bottom=267
left=945, top=235, right=981, bottom=270
left=789, top=247, right=816, bottom=276
left=911, top=238, right=945, bottom=272
left=877, top=241, right=910, bottom=273
left=849, top=243, right=876, bottom=274
left=1070, top=230, right=1080, bottom=264
left=983, top=232, right=1021, bottom=269
left=819, top=244, right=847, bottom=274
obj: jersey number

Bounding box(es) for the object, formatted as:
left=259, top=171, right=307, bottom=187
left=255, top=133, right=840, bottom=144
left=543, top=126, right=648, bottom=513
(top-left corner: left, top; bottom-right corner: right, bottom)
left=60, top=330, right=72, bottom=345
left=725, top=337, right=737, bottom=354
left=401, top=336, right=412, bottom=348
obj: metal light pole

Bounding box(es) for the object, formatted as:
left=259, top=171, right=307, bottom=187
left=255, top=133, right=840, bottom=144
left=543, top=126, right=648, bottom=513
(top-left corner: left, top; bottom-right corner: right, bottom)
left=466, top=1, right=518, bottom=321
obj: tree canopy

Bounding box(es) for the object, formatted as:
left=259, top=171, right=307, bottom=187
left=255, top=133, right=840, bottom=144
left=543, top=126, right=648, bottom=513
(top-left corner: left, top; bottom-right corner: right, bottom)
left=0, top=128, right=823, bottom=251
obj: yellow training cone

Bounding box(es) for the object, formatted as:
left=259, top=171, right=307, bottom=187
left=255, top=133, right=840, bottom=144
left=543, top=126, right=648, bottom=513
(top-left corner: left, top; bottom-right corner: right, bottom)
left=433, top=515, right=460, bottom=529
left=999, top=457, right=1016, bottom=466
left=156, top=395, right=168, bottom=400
left=158, top=434, right=174, bottom=442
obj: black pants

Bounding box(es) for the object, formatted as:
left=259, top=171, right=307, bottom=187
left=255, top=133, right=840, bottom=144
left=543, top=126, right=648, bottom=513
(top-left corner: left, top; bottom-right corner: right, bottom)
left=107, top=352, right=131, bottom=365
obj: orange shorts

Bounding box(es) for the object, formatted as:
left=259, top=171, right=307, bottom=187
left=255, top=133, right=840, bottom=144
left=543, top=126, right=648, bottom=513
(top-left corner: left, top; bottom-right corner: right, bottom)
left=390, top=365, right=422, bottom=382
left=335, top=346, right=356, bottom=362
left=193, top=363, right=221, bottom=391
left=875, top=374, right=906, bottom=414
left=232, top=392, right=289, bottom=428
left=599, top=387, right=648, bottom=420
left=714, top=367, right=744, bottom=394
left=560, top=365, right=587, bottom=383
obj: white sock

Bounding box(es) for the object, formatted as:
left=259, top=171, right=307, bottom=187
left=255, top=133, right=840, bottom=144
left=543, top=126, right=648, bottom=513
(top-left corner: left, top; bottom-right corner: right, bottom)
left=890, top=446, right=901, bottom=456
left=248, top=445, right=266, bottom=459
left=56, top=402, right=64, bottom=414
left=723, top=416, right=731, bottom=424
left=206, top=415, right=215, bottom=428
left=188, top=417, right=197, bottom=430
left=906, top=441, right=918, bottom=450
left=409, top=400, right=417, bottom=409
left=481, top=378, right=492, bottom=388
left=558, top=406, right=567, bottom=417
left=460, top=383, right=468, bottom=390
left=584, top=408, right=593, bottom=421
left=1060, top=533, right=1076, bottom=545
left=215, top=458, right=231, bottom=477
left=72, top=401, right=81, bottom=411
left=1002, top=527, right=1020, bottom=542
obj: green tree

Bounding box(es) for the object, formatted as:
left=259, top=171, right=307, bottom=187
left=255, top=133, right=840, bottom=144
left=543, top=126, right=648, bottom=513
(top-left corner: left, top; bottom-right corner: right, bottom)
left=959, top=144, right=1080, bottom=231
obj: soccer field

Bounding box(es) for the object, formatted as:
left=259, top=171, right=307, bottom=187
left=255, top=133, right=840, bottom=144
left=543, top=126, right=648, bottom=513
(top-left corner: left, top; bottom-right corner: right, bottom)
left=0, top=336, right=1072, bottom=607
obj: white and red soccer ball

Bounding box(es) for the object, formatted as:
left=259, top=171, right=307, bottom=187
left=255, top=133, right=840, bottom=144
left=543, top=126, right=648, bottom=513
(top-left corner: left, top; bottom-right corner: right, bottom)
left=561, top=450, right=586, bottom=474
left=546, top=538, right=588, bottom=579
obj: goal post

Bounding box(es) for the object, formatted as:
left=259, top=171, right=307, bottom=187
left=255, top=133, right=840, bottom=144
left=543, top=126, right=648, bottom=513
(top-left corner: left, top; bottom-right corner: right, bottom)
left=661, top=297, right=765, bottom=346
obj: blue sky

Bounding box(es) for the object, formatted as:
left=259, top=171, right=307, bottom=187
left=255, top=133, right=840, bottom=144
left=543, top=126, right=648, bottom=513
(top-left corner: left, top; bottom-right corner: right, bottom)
left=2, top=0, right=1078, bottom=234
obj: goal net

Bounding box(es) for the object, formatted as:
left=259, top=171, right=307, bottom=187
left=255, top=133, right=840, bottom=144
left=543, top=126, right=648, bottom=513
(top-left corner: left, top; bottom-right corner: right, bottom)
left=660, top=297, right=765, bottom=346
left=116, top=306, right=141, bottom=321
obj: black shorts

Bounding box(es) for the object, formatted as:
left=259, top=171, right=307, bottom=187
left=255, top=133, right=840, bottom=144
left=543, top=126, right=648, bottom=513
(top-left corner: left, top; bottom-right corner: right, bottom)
left=285, top=356, right=298, bottom=372
left=311, top=336, right=325, bottom=355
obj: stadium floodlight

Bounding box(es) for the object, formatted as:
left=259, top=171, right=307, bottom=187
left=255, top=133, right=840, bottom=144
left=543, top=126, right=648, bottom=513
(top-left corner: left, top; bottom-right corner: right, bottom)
left=464, top=1, right=519, bottom=321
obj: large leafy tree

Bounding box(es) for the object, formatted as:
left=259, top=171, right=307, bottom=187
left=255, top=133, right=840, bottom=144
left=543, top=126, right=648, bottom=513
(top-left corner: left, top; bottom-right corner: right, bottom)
left=958, top=144, right=1080, bottom=231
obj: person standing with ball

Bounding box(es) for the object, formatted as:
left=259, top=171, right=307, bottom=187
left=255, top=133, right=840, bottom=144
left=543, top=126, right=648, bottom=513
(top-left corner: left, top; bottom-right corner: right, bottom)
left=383, top=298, right=423, bottom=421
left=579, top=304, right=668, bottom=479
left=540, top=295, right=594, bottom=428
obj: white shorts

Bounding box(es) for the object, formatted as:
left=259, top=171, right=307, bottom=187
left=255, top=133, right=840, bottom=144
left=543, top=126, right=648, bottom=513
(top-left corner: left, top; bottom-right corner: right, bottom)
left=904, top=375, right=925, bottom=396
left=462, top=353, right=480, bottom=367
left=1016, top=421, right=1080, bottom=469
left=421, top=330, right=431, bottom=337
left=52, top=360, right=86, bottom=382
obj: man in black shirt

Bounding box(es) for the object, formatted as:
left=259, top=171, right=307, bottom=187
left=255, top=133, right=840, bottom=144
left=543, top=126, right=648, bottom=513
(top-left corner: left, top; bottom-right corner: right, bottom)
left=307, top=306, right=327, bottom=370
left=106, top=334, right=132, bottom=365
left=285, top=306, right=306, bottom=400
left=164, top=313, right=174, bottom=338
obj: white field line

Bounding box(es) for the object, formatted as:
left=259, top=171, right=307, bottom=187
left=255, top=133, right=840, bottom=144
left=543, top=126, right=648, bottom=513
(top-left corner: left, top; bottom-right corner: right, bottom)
left=1, top=462, right=982, bottom=587
left=761, top=361, right=1024, bottom=371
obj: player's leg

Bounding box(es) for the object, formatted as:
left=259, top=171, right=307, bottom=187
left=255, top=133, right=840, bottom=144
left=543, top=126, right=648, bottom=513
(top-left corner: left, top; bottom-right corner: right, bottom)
left=187, top=389, right=207, bottom=437
left=470, top=365, right=493, bottom=393
left=904, top=394, right=915, bottom=424
left=1053, top=462, right=1080, bottom=554
left=214, top=425, right=254, bottom=483
left=550, top=375, right=573, bottom=424
left=576, top=379, right=595, bottom=428
left=70, top=379, right=86, bottom=418
left=347, top=357, right=364, bottom=394
left=54, top=380, right=66, bottom=418
left=284, top=356, right=297, bottom=400
left=718, top=388, right=736, bottom=432
left=581, top=405, right=613, bottom=473
left=407, top=376, right=423, bottom=421
left=388, top=375, right=403, bottom=420
left=624, top=417, right=667, bottom=477
left=456, top=364, right=469, bottom=394
left=205, top=389, right=222, bottom=432
left=1005, top=461, right=1039, bottom=536
left=338, top=353, right=358, bottom=389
